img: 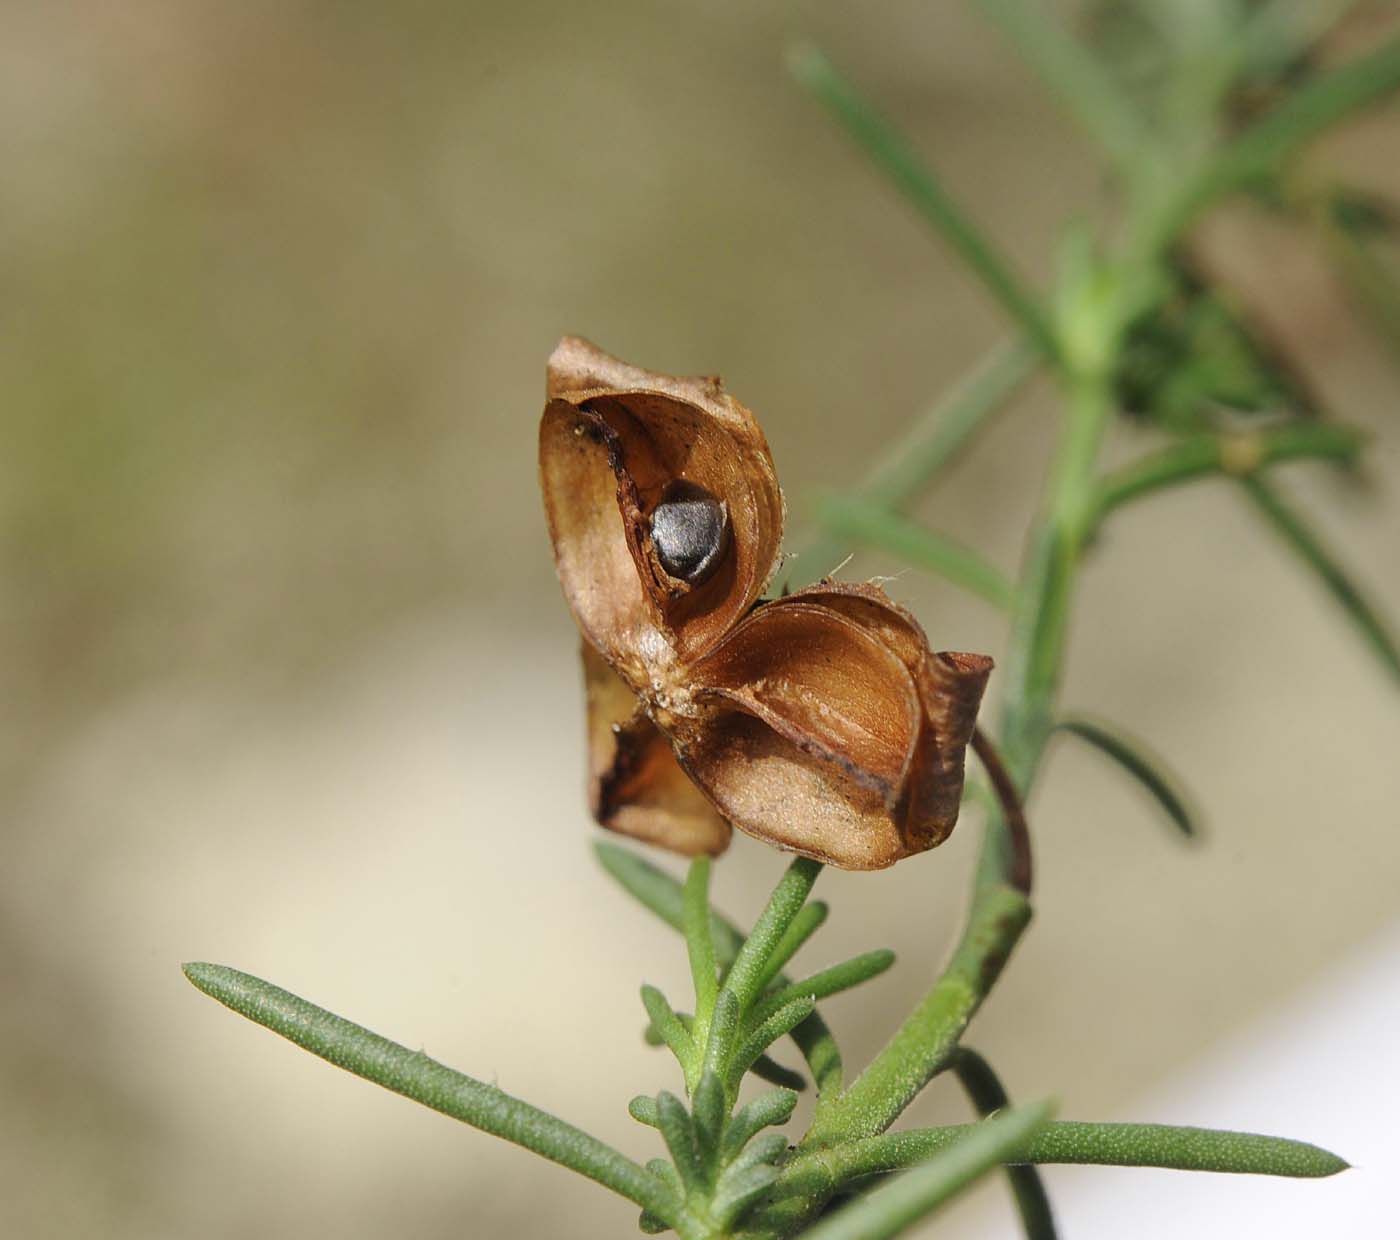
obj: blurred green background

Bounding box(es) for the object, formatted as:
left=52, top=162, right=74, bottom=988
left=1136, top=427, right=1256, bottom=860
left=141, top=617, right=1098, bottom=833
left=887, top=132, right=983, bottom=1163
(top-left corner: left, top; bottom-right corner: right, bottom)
left=3, top=3, right=1398, bottom=1237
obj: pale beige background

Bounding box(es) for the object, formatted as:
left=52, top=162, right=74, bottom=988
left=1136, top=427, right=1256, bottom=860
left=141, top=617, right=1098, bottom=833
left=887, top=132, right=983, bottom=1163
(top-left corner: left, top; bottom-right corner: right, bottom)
left=2, top=3, right=1398, bottom=1238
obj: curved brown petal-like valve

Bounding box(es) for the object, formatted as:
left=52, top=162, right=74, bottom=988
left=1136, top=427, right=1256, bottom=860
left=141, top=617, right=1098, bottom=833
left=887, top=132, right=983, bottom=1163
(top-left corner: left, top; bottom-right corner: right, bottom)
left=581, top=641, right=731, bottom=857
left=679, top=584, right=992, bottom=868
left=540, top=336, right=784, bottom=685
left=540, top=338, right=995, bottom=870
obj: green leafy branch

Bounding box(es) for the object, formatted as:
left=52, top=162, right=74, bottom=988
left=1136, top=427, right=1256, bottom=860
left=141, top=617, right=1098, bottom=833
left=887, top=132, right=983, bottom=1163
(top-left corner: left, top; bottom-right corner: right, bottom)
left=183, top=5, right=1389, bottom=1239
left=185, top=845, right=1347, bottom=1240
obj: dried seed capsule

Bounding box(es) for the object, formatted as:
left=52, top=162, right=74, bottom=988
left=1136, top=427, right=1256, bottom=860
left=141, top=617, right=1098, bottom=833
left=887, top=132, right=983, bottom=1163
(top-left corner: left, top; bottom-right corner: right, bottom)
left=541, top=337, right=994, bottom=869
left=650, top=480, right=730, bottom=585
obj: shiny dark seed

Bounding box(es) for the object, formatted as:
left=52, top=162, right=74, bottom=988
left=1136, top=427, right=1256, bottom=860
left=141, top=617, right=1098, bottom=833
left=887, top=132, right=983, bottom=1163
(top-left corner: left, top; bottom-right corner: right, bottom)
left=650, top=480, right=730, bottom=585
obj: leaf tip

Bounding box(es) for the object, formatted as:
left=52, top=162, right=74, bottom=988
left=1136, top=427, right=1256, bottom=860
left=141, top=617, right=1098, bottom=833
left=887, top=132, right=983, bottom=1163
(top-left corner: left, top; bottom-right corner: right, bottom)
left=182, top=961, right=222, bottom=993
left=784, top=40, right=829, bottom=87
left=1309, top=1146, right=1351, bottom=1177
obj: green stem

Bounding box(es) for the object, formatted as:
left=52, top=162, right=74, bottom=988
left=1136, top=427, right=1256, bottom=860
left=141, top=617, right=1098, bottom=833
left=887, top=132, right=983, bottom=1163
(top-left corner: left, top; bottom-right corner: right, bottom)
left=785, top=363, right=1110, bottom=1224
left=800, top=882, right=1031, bottom=1147
left=183, top=963, right=681, bottom=1226
left=999, top=367, right=1116, bottom=796
left=788, top=43, right=1061, bottom=363
left=1090, top=424, right=1365, bottom=530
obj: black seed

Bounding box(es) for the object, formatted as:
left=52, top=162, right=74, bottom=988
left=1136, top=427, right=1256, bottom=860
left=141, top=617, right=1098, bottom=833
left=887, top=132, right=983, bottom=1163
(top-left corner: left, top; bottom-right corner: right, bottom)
left=650, top=480, right=730, bottom=584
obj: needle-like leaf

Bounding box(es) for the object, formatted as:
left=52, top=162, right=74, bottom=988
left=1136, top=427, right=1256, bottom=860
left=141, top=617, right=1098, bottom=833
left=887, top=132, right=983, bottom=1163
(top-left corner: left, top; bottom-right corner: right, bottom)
left=750, top=900, right=829, bottom=996
left=816, top=495, right=1015, bottom=608
left=1090, top=424, right=1364, bottom=529
left=182, top=963, right=678, bottom=1224
left=684, top=857, right=719, bottom=1032
left=1055, top=715, right=1200, bottom=839
left=787, top=42, right=1061, bottom=363
left=595, top=843, right=845, bottom=1104
left=971, top=0, right=1147, bottom=176
left=712, top=1161, right=783, bottom=1231
left=641, top=986, right=695, bottom=1074
left=748, top=1054, right=808, bottom=1093
left=729, top=998, right=818, bottom=1093
left=720, top=858, right=823, bottom=1017
left=722, top=1089, right=800, bottom=1165
left=692, top=1071, right=726, bottom=1166
left=781, top=1119, right=1348, bottom=1188
left=748, top=950, right=897, bottom=1029
left=655, top=1091, right=706, bottom=1194
left=1163, top=36, right=1400, bottom=240
left=1241, top=474, right=1400, bottom=681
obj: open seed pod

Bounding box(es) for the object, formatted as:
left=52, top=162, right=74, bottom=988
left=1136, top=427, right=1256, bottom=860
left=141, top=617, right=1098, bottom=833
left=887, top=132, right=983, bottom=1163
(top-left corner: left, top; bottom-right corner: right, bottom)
left=540, top=337, right=994, bottom=870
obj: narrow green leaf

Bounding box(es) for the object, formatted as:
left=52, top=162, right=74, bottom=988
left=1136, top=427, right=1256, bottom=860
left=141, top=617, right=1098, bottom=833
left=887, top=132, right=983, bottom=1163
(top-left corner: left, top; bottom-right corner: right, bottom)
left=692, top=1072, right=726, bottom=1166
left=1026, top=1121, right=1349, bottom=1177
left=1323, top=199, right=1400, bottom=354
left=729, top=998, right=818, bottom=1092
left=1240, top=0, right=1370, bottom=74
left=971, top=0, right=1147, bottom=175
left=703, top=991, right=740, bottom=1081
left=644, top=1158, right=688, bottom=1226
left=787, top=42, right=1061, bottom=363
left=1164, top=36, right=1400, bottom=239
left=948, top=1049, right=1056, bottom=1240
left=749, top=950, right=897, bottom=1029
left=712, top=1162, right=783, bottom=1230
left=595, top=843, right=742, bottom=959
left=1089, top=423, right=1364, bottom=531
left=656, top=1091, right=705, bottom=1193
left=641, top=986, right=695, bottom=1072
left=594, top=843, right=845, bottom=1104
left=729, top=1130, right=789, bottom=1173
left=1242, top=474, right=1400, bottom=681
left=629, top=1095, right=660, bottom=1129
left=784, top=340, right=1037, bottom=593
left=797, top=1101, right=1057, bottom=1240
left=1055, top=715, right=1200, bottom=839
left=720, top=857, right=823, bottom=1017
left=816, top=495, right=1015, bottom=608
left=860, top=338, right=1040, bottom=510
left=182, top=963, right=677, bottom=1222
left=722, top=1089, right=800, bottom=1164
left=750, top=900, right=828, bottom=996
left=788, top=1119, right=1349, bottom=1184
left=749, top=1054, right=808, bottom=1093
left=683, top=857, right=719, bottom=1032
